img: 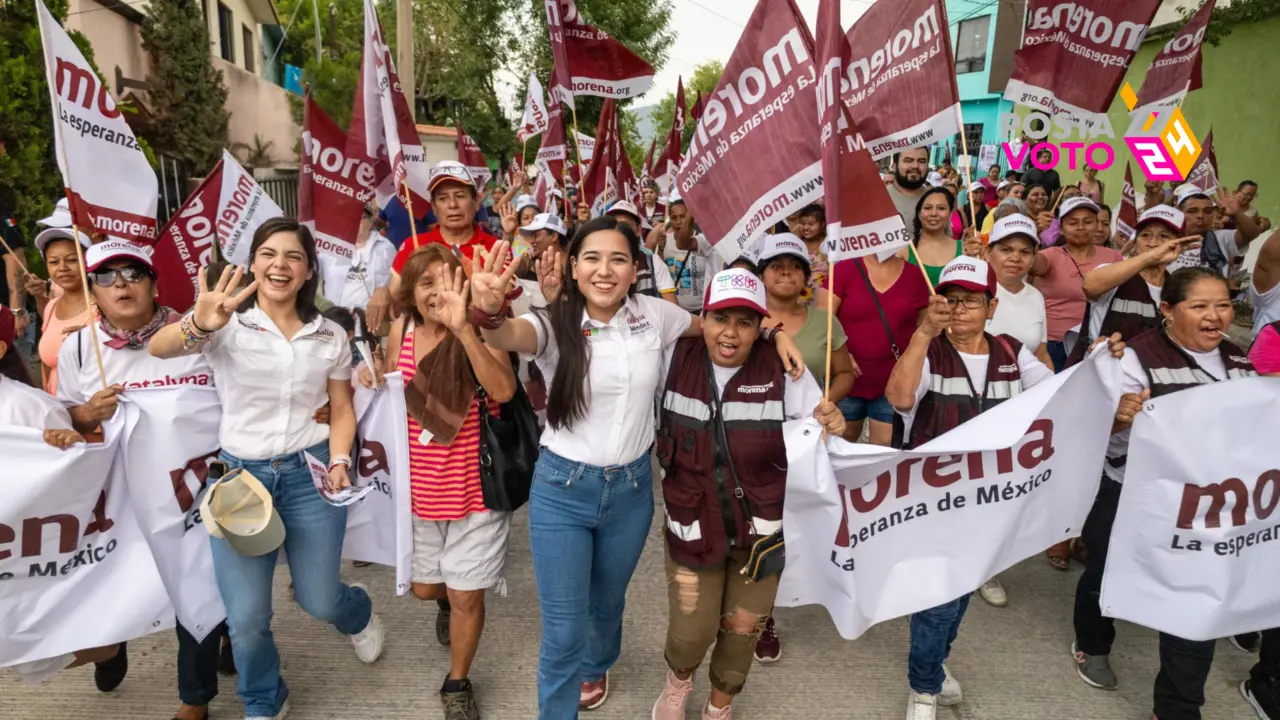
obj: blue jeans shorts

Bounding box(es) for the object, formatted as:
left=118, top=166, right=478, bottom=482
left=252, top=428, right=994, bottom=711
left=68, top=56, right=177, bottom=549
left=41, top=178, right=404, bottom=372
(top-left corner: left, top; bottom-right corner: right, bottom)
left=838, top=395, right=896, bottom=425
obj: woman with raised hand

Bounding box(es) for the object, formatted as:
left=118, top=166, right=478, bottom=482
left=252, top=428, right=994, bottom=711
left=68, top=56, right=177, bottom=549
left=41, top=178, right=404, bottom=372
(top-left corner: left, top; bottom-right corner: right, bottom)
left=359, top=244, right=516, bottom=720
left=1072, top=267, right=1257, bottom=720
left=468, top=217, right=803, bottom=719
left=151, top=218, right=383, bottom=720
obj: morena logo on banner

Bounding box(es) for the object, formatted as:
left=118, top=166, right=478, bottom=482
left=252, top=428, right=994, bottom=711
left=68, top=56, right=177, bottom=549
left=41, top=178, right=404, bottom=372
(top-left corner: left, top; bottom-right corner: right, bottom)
left=999, top=82, right=1202, bottom=184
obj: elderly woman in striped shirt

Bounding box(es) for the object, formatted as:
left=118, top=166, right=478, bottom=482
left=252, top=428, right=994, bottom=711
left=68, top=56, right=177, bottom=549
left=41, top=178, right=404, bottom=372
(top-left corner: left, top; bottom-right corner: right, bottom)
left=360, top=243, right=516, bottom=720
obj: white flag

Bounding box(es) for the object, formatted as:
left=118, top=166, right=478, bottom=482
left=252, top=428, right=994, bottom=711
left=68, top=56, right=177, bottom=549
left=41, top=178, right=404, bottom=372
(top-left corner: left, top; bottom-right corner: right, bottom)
left=36, top=0, right=157, bottom=244
left=215, top=150, right=284, bottom=265
left=517, top=73, right=550, bottom=144
left=1101, top=376, right=1280, bottom=641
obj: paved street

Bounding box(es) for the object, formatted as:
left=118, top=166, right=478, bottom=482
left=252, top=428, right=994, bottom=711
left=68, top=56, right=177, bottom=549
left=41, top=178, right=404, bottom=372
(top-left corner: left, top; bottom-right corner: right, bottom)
left=0, top=482, right=1263, bottom=720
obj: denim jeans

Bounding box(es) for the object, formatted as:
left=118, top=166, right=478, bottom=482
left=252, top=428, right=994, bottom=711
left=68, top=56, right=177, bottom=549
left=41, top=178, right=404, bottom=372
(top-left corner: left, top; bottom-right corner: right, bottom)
left=1153, top=633, right=1215, bottom=720
left=176, top=621, right=227, bottom=706
left=210, top=442, right=373, bottom=718
left=908, top=593, right=972, bottom=694
left=1046, top=340, right=1068, bottom=373
left=528, top=447, right=654, bottom=720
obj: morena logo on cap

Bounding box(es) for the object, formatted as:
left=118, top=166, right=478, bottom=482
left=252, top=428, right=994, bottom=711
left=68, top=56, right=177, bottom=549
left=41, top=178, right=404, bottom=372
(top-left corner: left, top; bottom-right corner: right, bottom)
left=951, top=262, right=978, bottom=274
left=717, top=272, right=760, bottom=292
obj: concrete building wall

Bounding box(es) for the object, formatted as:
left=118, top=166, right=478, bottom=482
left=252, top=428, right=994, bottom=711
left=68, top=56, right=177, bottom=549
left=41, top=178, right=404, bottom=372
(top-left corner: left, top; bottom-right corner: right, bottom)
left=215, top=57, right=298, bottom=169
left=945, top=0, right=1014, bottom=166
left=64, top=0, right=150, bottom=95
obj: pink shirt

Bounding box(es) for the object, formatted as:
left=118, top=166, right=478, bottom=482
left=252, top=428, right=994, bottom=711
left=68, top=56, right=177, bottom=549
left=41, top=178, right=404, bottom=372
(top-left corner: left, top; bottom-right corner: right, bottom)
left=1035, top=245, right=1124, bottom=341
left=832, top=258, right=931, bottom=399
left=1250, top=324, right=1280, bottom=375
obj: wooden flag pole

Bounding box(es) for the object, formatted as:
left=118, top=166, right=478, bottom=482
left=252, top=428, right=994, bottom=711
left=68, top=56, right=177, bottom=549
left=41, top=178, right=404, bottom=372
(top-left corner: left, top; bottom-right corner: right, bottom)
left=954, top=105, right=981, bottom=240
left=0, top=235, right=34, bottom=280
left=402, top=178, right=422, bottom=242
left=569, top=104, right=586, bottom=180
left=521, top=138, right=528, bottom=169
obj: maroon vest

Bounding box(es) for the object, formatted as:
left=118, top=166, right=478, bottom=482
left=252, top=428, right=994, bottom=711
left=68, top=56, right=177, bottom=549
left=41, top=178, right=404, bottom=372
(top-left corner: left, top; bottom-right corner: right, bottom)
left=907, top=333, right=1024, bottom=450
left=657, top=337, right=787, bottom=569
left=1128, top=329, right=1257, bottom=398
left=1068, top=273, right=1164, bottom=367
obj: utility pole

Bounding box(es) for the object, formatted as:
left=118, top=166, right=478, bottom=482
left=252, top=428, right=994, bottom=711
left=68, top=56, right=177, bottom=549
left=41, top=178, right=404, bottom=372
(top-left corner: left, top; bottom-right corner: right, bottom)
left=396, top=0, right=414, bottom=116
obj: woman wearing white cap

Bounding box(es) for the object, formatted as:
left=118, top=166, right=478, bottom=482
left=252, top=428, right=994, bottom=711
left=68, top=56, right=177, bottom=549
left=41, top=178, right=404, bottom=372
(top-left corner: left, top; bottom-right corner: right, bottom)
left=985, top=214, right=1052, bottom=367
left=1027, top=196, right=1124, bottom=371
left=467, top=217, right=803, bottom=718
left=651, top=268, right=845, bottom=720
left=28, top=227, right=93, bottom=394
left=607, top=200, right=679, bottom=302
left=56, top=239, right=233, bottom=720
left=884, top=256, right=1059, bottom=720
left=151, top=218, right=383, bottom=720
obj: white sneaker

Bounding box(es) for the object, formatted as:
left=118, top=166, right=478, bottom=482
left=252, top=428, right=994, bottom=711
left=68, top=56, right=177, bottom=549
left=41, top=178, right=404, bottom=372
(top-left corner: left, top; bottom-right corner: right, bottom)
left=939, top=664, right=963, bottom=706
left=905, top=691, right=937, bottom=720
left=979, top=578, right=1007, bottom=607
left=347, top=584, right=384, bottom=664
left=246, top=698, right=290, bottom=720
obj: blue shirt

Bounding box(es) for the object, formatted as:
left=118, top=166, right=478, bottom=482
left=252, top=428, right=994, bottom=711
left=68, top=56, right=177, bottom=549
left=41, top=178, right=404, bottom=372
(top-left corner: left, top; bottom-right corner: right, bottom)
left=378, top=197, right=430, bottom=250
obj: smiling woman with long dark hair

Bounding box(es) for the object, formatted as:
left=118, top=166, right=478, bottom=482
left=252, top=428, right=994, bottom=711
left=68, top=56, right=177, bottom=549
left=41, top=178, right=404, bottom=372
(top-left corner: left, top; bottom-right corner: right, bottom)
left=468, top=216, right=804, bottom=719
left=151, top=217, right=384, bottom=720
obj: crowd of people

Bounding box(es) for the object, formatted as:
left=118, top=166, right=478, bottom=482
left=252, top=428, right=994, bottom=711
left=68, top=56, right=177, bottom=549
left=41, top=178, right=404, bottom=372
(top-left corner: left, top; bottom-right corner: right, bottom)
left=2, top=152, right=1279, bottom=720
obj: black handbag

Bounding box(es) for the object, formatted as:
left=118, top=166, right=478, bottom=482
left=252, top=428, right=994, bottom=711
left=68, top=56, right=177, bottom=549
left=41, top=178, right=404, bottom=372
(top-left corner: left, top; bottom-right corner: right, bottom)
left=474, top=358, right=540, bottom=512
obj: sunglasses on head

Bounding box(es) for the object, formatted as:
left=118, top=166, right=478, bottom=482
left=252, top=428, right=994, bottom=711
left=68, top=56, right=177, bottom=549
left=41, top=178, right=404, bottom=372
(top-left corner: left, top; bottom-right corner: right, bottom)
left=90, top=264, right=152, bottom=287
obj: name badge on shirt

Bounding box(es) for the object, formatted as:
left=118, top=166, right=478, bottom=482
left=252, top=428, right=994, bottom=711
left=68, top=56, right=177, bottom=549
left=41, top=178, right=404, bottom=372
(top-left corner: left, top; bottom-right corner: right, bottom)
left=627, top=313, right=654, bottom=335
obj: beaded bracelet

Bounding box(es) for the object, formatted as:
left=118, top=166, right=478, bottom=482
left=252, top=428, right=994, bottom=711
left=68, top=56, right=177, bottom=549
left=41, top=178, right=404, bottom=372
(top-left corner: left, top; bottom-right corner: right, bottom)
left=179, top=313, right=209, bottom=351
left=470, top=298, right=510, bottom=330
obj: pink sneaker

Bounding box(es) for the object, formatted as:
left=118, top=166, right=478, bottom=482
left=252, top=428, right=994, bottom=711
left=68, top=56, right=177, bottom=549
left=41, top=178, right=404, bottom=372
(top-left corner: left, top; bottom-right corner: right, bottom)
left=652, top=670, right=694, bottom=720
left=702, top=700, right=734, bottom=719
left=579, top=671, right=608, bottom=711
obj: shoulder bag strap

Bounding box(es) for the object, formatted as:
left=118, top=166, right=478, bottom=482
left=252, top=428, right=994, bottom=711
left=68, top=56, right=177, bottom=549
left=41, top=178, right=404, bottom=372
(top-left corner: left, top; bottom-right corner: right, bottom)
left=852, top=260, right=902, bottom=360
left=704, top=354, right=751, bottom=538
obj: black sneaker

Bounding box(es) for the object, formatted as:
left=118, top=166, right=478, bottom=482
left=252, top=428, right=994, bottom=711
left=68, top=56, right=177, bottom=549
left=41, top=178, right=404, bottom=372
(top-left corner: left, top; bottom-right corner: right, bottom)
left=441, top=676, right=480, bottom=720
left=94, top=642, right=128, bottom=692
left=436, top=598, right=452, bottom=646
left=1234, top=633, right=1263, bottom=653
left=218, top=635, right=237, bottom=676
left=1243, top=678, right=1280, bottom=720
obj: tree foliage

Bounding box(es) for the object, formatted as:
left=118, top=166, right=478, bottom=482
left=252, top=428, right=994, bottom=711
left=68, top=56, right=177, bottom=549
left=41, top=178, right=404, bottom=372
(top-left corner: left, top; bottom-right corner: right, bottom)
left=141, top=0, right=230, bottom=175
left=0, top=0, right=97, bottom=239
left=648, top=60, right=723, bottom=152
left=1155, top=0, right=1280, bottom=46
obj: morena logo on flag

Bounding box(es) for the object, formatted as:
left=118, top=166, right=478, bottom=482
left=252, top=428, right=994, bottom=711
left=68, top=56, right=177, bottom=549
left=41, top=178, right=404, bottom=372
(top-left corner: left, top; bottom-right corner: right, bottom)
left=1120, top=83, right=1202, bottom=183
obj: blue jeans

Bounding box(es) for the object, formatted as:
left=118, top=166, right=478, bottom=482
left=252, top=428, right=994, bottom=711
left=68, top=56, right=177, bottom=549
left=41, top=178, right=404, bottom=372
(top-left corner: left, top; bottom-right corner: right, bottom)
left=528, top=447, right=655, bottom=720
left=210, top=443, right=373, bottom=718
left=908, top=593, right=972, bottom=694
left=837, top=395, right=896, bottom=424
left=1046, top=341, right=1068, bottom=373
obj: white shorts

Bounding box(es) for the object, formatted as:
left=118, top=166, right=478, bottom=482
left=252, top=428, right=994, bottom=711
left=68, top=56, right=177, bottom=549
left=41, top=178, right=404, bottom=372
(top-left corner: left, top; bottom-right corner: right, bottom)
left=412, top=510, right=511, bottom=593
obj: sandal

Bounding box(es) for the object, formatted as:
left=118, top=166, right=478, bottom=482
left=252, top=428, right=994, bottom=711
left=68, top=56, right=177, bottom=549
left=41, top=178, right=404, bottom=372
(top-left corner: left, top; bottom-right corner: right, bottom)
left=1046, top=541, right=1070, bottom=571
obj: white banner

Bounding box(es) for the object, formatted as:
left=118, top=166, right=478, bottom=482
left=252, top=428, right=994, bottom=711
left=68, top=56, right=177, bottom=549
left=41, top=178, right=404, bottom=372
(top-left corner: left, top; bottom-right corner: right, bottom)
left=0, top=427, right=173, bottom=668
left=216, top=150, right=284, bottom=266
left=108, top=388, right=227, bottom=642
left=577, top=131, right=595, bottom=163
left=778, top=351, right=1124, bottom=639
left=517, top=73, right=550, bottom=144
left=347, top=372, right=414, bottom=595
left=37, top=0, right=157, bottom=244
left=1101, top=377, right=1280, bottom=641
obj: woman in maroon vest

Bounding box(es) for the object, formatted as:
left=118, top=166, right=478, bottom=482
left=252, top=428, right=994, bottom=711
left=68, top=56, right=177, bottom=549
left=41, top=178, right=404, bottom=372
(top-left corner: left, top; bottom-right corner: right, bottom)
left=1072, top=267, right=1257, bottom=720
left=651, top=268, right=845, bottom=720
left=885, top=256, right=1056, bottom=720
left=1073, top=206, right=1202, bottom=364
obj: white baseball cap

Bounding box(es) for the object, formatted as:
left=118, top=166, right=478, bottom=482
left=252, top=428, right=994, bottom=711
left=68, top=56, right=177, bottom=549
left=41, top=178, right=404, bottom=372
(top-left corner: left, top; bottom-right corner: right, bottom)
left=606, top=200, right=641, bottom=223
left=927, top=171, right=944, bottom=188
left=936, top=256, right=996, bottom=296
left=1174, top=183, right=1214, bottom=207
left=997, top=180, right=1012, bottom=191
left=428, top=160, right=476, bottom=194
left=84, top=239, right=154, bottom=272
left=34, top=227, right=92, bottom=254
left=969, top=181, right=985, bottom=193
left=1136, top=205, right=1186, bottom=234
left=757, top=232, right=810, bottom=267
left=519, top=212, right=568, bottom=237
left=1057, top=196, right=1100, bottom=220
left=514, top=194, right=540, bottom=214
left=988, top=214, right=1040, bottom=247
left=37, top=198, right=72, bottom=228
left=703, top=268, right=769, bottom=317
left=200, top=468, right=285, bottom=557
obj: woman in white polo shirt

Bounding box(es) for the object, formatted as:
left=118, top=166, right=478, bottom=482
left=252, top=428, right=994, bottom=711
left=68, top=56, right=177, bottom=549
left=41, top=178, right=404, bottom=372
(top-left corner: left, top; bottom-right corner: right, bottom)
left=56, top=240, right=230, bottom=720
left=468, top=216, right=803, bottom=719
left=151, top=218, right=383, bottom=720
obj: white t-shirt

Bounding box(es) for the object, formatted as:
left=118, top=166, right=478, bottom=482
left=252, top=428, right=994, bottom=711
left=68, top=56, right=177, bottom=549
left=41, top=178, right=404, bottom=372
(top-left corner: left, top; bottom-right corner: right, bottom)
left=1250, top=277, right=1280, bottom=339
left=57, top=326, right=215, bottom=407
left=987, top=282, right=1048, bottom=353
left=329, top=236, right=396, bottom=310
left=901, top=344, right=1055, bottom=431
left=522, top=294, right=692, bottom=467
left=202, top=307, right=353, bottom=460
left=0, top=377, right=74, bottom=429
left=1087, top=266, right=1162, bottom=342
left=1166, top=229, right=1242, bottom=274
left=649, top=249, right=677, bottom=296
left=712, top=364, right=823, bottom=422
left=662, top=232, right=715, bottom=312
left=1104, top=345, right=1227, bottom=484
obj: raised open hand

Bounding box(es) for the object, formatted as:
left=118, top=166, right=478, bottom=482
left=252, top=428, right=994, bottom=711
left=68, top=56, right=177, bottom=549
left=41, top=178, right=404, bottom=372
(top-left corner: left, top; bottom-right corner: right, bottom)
left=424, top=264, right=471, bottom=334
left=193, top=265, right=258, bottom=333
left=535, top=246, right=564, bottom=303
left=469, top=241, right=519, bottom=315
left=1218, top=188, right=1242, bottom=216
left=499, top=202, right=518, bottom=237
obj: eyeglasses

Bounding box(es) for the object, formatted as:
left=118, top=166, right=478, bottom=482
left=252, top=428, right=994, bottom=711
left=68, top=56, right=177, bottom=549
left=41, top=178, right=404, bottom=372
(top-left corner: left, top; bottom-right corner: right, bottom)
left=943, top=295, right=988, bottom=309
left=90, top=265, right=152, bottom=287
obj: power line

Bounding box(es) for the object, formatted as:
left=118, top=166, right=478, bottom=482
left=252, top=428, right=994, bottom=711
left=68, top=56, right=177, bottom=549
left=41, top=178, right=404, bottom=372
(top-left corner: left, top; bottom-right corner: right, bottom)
left=685, top=0, right=745, bottom=29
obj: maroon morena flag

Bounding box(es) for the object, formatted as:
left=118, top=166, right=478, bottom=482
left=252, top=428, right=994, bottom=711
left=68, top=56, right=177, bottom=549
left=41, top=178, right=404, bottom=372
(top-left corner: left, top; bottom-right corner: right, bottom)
left=674, top=76, right=688, bottom=136
left=534, top=100, right=567, bottom=194
left=580, top=99, right=618, bottom=216
left=1116, top=163, right=1138, bottom=241
left=1187, top=129, right=1219, bottom=193
left=690, top=90, right=705, bottom=121
left=842, top=0, right=959, bottom=160
left=300, top=94, right=376, bottom=271
left=816, top=0, right=911, bottom=263
left=1004, top=0, right=1162, bottom=130
left=676, top=0, right=824, bottom=265
left=1134, top=0, right=1214, bottom=114
left=152, top=164, right=225, bottom=313
left=545, top=0, right=655, bottom=105
left=456, top=124, right=492, bottom=189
